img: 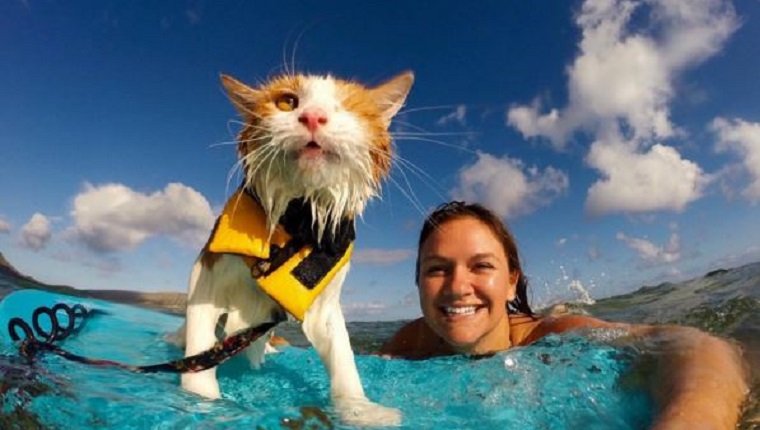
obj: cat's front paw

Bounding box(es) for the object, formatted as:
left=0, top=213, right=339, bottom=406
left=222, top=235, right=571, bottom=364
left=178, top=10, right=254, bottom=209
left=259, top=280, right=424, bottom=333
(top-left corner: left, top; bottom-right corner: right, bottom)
left=181, top=370, right=221, bottom=400
left=336, top=398, right=402, bottom=427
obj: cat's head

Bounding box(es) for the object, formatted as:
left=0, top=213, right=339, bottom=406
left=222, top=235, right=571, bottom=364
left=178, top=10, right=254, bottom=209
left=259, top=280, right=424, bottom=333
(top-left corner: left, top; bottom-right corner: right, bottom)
left=221, top=71, right=413, bottom=236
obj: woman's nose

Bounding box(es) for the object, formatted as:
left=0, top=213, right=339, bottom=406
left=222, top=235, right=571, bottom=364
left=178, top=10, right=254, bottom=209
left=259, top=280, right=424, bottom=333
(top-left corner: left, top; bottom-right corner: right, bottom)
left=446, top=266, right=473, bottom=297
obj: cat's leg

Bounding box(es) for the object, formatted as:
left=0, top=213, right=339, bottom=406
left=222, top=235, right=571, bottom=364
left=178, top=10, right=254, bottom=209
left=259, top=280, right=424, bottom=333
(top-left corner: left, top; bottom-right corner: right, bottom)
left=223, top=308, right=271, bottom=368
left=222, top=273, right=282, bottom=368
left=302, top=264, right=402, bottom=426
left=181, top=258, right=224, bottom=399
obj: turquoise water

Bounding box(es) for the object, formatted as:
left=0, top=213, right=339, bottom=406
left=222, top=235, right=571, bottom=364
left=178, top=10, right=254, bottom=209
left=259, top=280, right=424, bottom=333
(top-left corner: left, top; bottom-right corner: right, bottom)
left=0, top=290, right=652, bottom=429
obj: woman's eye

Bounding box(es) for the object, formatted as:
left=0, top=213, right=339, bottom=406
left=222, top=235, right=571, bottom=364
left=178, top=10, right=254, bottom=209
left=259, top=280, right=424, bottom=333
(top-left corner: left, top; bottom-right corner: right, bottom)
left=473, top=262, right=495, bottom=271
left=424, top=266, right=446, bottom=275
left=275, top=94, right=299, bottom=112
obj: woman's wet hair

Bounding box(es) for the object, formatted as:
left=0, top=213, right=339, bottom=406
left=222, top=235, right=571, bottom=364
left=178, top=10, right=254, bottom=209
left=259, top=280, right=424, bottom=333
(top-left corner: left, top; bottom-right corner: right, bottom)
left=415, top=201, right=534, bottom=316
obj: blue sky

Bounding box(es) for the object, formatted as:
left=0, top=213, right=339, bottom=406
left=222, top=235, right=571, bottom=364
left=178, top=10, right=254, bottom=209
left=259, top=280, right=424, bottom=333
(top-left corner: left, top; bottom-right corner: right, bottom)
left=2, top=0, right=760, bottom=321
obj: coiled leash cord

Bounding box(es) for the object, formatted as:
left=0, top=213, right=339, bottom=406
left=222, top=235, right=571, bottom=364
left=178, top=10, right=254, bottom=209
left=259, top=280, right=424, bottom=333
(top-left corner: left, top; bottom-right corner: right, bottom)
left=7, top=303, right=279, bottom=374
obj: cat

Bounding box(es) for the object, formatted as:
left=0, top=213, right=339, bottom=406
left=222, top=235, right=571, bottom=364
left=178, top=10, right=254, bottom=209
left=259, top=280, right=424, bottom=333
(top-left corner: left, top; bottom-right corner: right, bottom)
left=178, top=70, right=413, bottom=426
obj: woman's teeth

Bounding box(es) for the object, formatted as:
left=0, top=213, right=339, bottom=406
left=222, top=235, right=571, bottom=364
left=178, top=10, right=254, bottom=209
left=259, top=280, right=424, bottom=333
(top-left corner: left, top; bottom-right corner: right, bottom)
left=443, top=306, right=477, bottom=316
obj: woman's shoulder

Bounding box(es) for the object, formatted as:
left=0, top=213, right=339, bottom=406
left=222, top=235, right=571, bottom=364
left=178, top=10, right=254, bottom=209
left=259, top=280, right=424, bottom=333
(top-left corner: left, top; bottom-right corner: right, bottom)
left=379, top=318, right=445, bottom=359
left=512, top=313, right=621, bottom=346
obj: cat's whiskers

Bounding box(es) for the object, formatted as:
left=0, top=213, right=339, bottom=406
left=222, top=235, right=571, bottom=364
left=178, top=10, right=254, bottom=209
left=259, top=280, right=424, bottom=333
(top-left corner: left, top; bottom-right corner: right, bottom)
left=391, top=153, right=445, bottom=199
left=281, top=34, right=293, bottom=78
left=227, top=118, right=262, bottom=128
left=210, top=140, right=238, bottom=149
left=239, top=124, right=273, bottom=135
left=397, top=104, right=464, bottom=115
left=384, top=172, right=428, bottom=218
left=240, top=142, right=273, bottom=178
left=230, top=132, right=453, bottom=228
left=391, top=118, right=477, bottom=149
left=263, top=144, right=284, bottom=198
left=284, top=24, right=311, bottom=79
left=361, top=143, right=441, bottom=192
left=256, top=139, right=377, bottom=240
left=391, top=135, right=477, bottom=154
left=226, top=138, right=276, bottom=194
left=225, top=156, right=248, bottom=193
left=237, top=106, right=267, bottom=121
left=393, top=131, right=476, bottom=137
left=391, top=102, right=479, bottom=152
left=391, top=119, right=432, bottom=134
left=360, top=144, right=442, bottom=218
left=237, top=134, right=275, bottom=149
left=243, top=133, right=298, bottom=193
left=245, top=142, right=280, bottom=183
left=212, top=132, right=273, bottom=150
left=388, top=115, right=477, bottom=153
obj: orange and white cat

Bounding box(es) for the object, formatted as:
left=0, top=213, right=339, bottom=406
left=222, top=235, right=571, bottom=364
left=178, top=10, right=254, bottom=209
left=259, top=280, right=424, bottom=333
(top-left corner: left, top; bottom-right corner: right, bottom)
left=179, top=71, right=413, bottom=426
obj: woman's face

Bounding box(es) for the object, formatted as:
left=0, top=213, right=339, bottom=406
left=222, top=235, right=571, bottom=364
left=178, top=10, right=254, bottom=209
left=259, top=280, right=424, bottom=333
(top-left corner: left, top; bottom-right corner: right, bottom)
left=417, top=216, right=518, bottom=354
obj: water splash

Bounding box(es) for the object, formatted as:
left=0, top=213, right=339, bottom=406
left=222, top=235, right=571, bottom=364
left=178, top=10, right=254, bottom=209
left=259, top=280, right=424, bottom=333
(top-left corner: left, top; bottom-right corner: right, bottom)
left=531, top=265, right=599, bottom=310
left=557, top=265, right=597, bottom=305
left=568, top=279, right=596, bottom=305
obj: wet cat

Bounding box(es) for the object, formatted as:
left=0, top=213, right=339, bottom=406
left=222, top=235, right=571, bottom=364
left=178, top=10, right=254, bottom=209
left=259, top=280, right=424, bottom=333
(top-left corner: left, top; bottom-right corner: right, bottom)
left=179, top=70, right=413, bottom=426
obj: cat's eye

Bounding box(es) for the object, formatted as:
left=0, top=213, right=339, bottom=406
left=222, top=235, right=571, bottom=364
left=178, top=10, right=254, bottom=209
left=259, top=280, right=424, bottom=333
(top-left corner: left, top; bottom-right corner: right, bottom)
left=275, top=93, right=299, bottom=112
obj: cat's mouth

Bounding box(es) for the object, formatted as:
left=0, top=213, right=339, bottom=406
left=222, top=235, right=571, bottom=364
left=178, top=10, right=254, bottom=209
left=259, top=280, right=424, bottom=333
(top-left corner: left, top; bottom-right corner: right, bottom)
left=301, top=141, right=324, bottom=157
left=297, top=140, right=337, bottom=162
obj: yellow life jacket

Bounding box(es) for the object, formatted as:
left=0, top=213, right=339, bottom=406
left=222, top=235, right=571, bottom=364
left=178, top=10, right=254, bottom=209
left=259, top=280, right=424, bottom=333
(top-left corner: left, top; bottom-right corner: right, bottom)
left=208, top=190, right=354, bottom=321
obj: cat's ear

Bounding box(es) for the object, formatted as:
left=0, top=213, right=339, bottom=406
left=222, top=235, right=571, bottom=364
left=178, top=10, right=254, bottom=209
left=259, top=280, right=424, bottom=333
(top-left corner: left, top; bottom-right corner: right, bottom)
left=221, top=74, right=261, bottom=116
left=372, top=71, right=414, bottom=122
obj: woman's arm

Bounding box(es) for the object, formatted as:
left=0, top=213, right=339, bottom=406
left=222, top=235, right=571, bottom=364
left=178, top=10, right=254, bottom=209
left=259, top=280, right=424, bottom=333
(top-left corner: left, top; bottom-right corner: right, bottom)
left=528, top=316, right=749, bottom=429
left=630, top=324, right=748, bottom=430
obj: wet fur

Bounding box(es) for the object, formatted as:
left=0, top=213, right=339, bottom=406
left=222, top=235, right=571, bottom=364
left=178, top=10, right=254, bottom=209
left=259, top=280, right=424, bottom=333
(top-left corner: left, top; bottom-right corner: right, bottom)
left=178, top=71, right=413, bottom=425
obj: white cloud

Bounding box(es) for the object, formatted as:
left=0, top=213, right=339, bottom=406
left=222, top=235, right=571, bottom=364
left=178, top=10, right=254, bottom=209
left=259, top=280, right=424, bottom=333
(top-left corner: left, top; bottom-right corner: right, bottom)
left=585, top=139, right=706, bottom=214
left=21, top=213, right=52, bottom=251
left=70, top=182, right=215, bottom=253
left=507, top=0, right=737, bottom=215
left=354, top=248, right=414, bottom=265
left=616, top=230, right=681, bottom=264
left=508, top=0, right=737, bottom=148
left=0, top=217, right=10, bottom=234
left=436, top=105, right=467, bottom=127
left=711, top=117, right=760, bottom=203
left=451, top=152, right=569, bottom=219
left=507, top=103, right=568, bottom=149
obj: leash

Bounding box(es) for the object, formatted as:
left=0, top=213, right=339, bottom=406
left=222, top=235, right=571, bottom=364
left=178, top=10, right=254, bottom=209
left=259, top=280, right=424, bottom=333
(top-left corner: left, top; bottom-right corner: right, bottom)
left=7, top=303, right=279, bottom=374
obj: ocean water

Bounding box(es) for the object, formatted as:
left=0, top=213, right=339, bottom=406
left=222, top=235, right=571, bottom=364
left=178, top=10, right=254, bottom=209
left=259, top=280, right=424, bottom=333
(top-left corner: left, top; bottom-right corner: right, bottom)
left=1, top=261, right=759, bottom=429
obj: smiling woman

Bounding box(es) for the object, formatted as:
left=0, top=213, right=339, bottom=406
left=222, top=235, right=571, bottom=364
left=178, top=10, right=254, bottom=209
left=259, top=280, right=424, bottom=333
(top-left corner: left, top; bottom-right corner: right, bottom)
left=415, top=203, right=532, bottom=356
left=380, top=201, right=750, bottom=429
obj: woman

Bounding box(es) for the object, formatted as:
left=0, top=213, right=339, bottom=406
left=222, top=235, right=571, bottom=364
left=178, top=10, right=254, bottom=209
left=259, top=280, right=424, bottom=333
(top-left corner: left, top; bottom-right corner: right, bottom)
left=380, top=201, right=748, bottom=429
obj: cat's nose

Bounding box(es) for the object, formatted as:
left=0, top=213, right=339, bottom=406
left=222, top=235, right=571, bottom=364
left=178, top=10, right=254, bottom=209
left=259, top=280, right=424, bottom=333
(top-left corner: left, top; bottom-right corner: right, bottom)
left=298, top=108, right=328, bottom=133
